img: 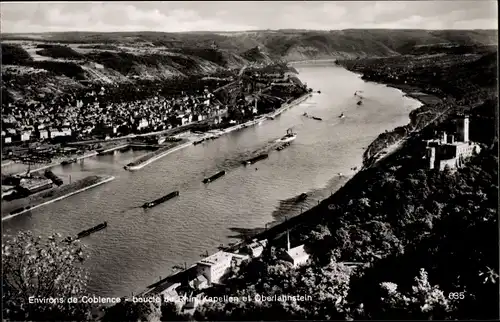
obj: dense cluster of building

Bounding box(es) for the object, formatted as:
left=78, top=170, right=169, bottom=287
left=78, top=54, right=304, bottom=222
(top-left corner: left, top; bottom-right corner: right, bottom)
left=423, top=115, right=481, bottom=171
left=2, top=65, right=303, bottom=148
left=139, top=231, right=310, bottom=314
left=1, top=86, right=228, bottom=145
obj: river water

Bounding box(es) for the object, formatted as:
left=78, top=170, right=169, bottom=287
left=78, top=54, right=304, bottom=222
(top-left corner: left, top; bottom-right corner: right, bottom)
left=2, top=64, right=421, bottom=298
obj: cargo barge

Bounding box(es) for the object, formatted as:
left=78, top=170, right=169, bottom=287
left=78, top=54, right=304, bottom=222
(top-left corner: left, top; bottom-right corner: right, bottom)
left=193, top=139, right=205, bottom=145
left=142, top=191, right=180, bottom=208
left=243, top=153, right=269, bottom=165
left=76, top=221, right=107, bottom=239
left=203, top=171, right=226, bottom=184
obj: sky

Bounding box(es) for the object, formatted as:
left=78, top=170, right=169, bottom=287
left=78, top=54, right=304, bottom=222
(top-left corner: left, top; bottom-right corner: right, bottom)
left=1, top=1, right=498, bottom=33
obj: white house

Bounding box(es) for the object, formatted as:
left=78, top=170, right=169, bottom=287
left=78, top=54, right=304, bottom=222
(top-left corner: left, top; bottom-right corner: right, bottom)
left=280, top=231, right=310, bottom=268
left=189, top=274, right=209, bottom=290
left=21, top=131, right=31, bottom=142
left=283, top=244, right=310, bottom=268
left=39, top=129, right=49, bottom=139
left=137, top=118, right=149, bottom=130
left=196, top=251, right=234, bottom=284
left=50, top=127, right=72, bottom=138
left=247, top=239, right=268, bottom=258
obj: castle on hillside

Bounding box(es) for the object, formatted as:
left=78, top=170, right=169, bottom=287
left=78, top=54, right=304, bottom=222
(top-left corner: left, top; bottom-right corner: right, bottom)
left=424, top=115, right=481, bottom=171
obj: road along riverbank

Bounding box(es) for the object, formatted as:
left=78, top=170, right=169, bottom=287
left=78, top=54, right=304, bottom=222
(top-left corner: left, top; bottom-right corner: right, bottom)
left=2, top=175, right=115, bottom=221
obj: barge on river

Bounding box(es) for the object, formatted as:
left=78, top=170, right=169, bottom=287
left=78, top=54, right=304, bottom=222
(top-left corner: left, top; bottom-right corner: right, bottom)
left=142, top=191, right=180, bottom=208
left=77, top=222, right=107, bottom=239
left=243, top=153, right=269, bottom=165
left=203, top=171, right=226, bottom=183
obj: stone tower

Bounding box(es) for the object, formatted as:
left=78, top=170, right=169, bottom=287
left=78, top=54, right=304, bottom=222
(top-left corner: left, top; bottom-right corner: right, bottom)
left=457, top=116, right=469, bottom=142
left=427, top=147, right=436, bottom=170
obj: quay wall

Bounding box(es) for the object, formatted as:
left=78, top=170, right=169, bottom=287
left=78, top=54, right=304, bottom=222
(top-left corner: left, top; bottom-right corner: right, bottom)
left=2, top=176, right=115, bottom=221
left=125, top=142, right=193, bottom=171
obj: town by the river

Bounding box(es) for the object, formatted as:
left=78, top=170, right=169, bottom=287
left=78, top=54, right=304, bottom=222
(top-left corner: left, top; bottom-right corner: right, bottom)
left=1, top=63, right=422, bottom=298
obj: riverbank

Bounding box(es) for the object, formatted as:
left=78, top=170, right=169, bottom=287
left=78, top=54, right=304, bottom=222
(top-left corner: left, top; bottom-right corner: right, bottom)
left=3, top=141, right=130, bottom=176
left=8, top=151, right=99, bottom=176
left=124, top=140, right=191, bottom=171
left=1, top=175, right=115, bottom=221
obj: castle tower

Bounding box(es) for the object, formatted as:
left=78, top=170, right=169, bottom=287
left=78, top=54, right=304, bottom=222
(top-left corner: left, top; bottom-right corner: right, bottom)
left=427, top=147, right=436, bottom=170
left=440, top=131, right=447, bottom=144
left=457, top=116, right=469, bottom=142
left=286, top=229, right=290, bottom=252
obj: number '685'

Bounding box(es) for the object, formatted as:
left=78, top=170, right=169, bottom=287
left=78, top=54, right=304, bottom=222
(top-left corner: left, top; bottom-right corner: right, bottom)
left=448, top=292, right=465, bottom=300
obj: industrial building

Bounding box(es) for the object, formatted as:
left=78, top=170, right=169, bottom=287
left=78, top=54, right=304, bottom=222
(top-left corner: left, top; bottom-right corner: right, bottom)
left=18, top=178, right=53, bottom=194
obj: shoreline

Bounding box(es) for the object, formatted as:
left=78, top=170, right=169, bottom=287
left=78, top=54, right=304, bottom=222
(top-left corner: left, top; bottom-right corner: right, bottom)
left=2, top=175, right=115, bottom=221
left=362, top=82, right=444, bottom=167
left=125, top=141, right=193, bottom=171
left=9, top=151, right=100, bottom=176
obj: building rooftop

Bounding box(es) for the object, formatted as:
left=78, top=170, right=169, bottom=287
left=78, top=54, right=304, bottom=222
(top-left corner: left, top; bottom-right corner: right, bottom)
left=287, top=245, right=309, bottom=262
left=198, top=251, right=233, bottom=266
left=149, top=281, right=181, bottom=295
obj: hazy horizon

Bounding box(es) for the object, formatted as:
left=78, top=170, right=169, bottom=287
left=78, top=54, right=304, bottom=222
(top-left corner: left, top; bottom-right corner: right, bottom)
left=2, top=28, right=499, bottom=35
left=1, top=1, right=498, bottom=33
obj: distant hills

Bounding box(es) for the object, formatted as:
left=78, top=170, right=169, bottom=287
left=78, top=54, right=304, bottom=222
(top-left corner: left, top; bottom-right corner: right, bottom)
left=1, top=29, right=497, bottom=101
left=3, top=29, right=497, bottom=60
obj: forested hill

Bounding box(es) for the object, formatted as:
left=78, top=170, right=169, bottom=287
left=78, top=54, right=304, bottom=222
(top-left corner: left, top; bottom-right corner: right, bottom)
left=3, top=29, right=497, bottom=60
left=1, top=29, right=497, bottom=102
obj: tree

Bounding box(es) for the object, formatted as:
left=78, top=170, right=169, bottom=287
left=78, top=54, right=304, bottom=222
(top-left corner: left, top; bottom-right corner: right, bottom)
left=161, top=301, right=188, bottom=321
left=103, top=300, right=161, bottom=322
left=378, top=268, right=452, bottom=319
left=2, top=231, right=92, bottom=321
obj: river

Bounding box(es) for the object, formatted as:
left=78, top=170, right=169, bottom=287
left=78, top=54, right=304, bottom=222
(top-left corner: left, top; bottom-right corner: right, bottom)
left=1, top=64, right=422, bottom=298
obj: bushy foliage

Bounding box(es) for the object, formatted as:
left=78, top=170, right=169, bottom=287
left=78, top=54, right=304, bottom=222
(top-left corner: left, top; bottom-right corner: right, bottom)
left=27, top=61, right=87, bottom=80
left=1, top=43, right=33, bottom=65
left=2, top=231, right=92, bottom=321
left=102, top=300, right=161, bottom=322
left=178, top=48, right=229, bottom=66
left=35, top=45, right=84, bottom=59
